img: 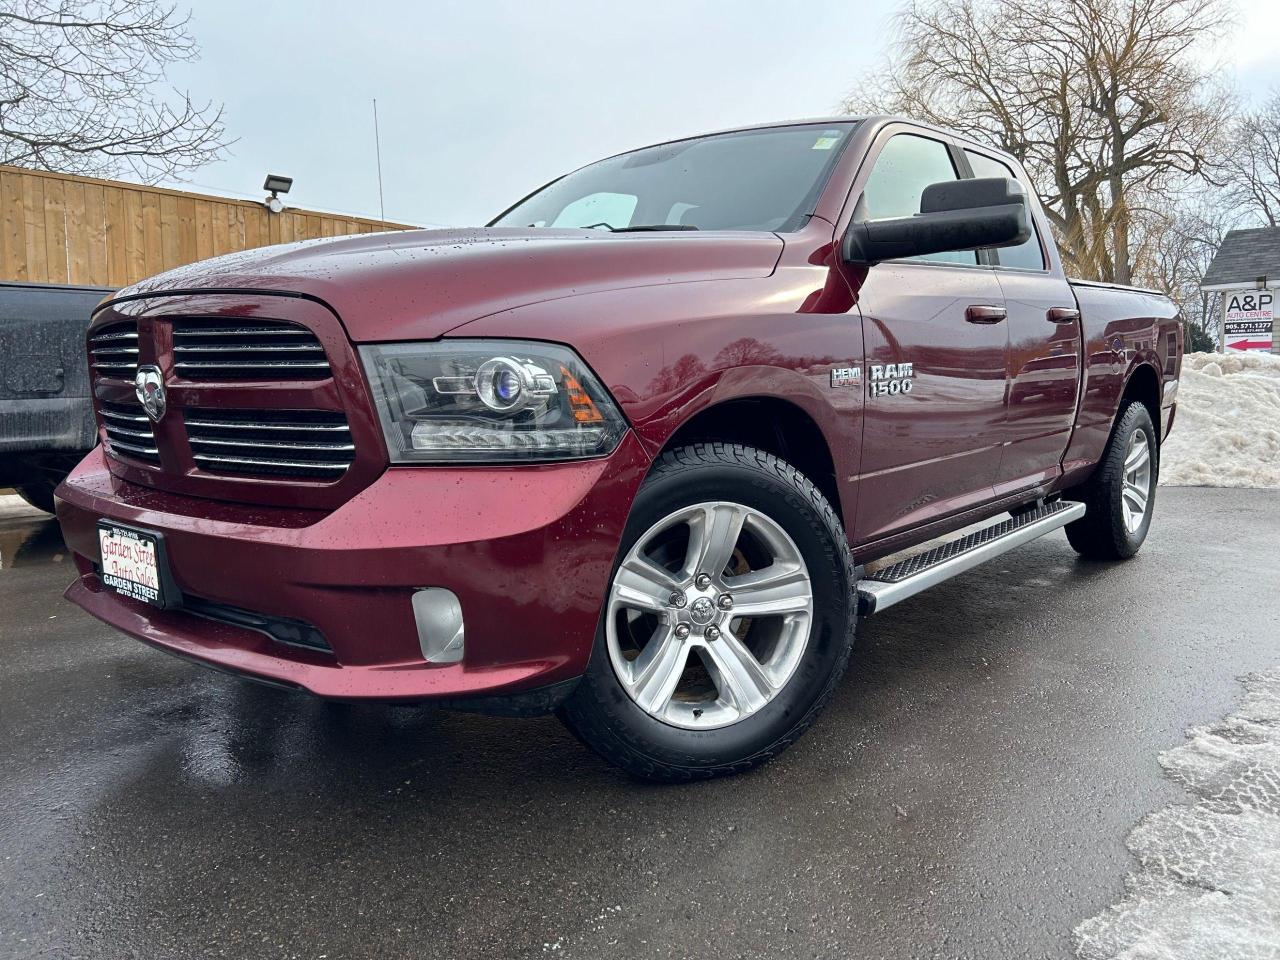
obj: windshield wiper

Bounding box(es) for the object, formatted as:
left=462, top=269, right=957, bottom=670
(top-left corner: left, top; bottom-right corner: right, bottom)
left=613, top=224, right=699, bottom=232
left=572, top=222, right=700, bottom=232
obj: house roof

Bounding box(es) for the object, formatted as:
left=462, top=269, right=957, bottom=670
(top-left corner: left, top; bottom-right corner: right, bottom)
left=1202, top=226, right=1280, bottom=289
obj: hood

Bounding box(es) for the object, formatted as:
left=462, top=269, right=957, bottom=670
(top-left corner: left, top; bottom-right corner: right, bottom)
left=112, top=228, right=784, bottom=341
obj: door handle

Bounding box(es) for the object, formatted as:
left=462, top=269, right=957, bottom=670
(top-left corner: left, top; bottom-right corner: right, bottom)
left=1047, top=307, right=1081, bottom=323
left=965, top=304, right=1007, bottom=324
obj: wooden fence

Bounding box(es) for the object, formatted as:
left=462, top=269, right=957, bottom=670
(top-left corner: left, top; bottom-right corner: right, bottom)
left=0, top=164, right=415, bottom=288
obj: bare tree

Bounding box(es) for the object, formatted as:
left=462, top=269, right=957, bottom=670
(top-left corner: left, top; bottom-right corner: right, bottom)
left=844, top=0, right=1233, bottom=285
left=0, top=0, right=228, bottom=181
left=1136, top=194, right=1242, bottom=349
left=1221, top=89, right=1280, bottom=227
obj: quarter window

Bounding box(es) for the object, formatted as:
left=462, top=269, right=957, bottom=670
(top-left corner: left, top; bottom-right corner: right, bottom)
left=964, top=150, right=1045, bottom=271
left=859, top=134, right=975, bottom=266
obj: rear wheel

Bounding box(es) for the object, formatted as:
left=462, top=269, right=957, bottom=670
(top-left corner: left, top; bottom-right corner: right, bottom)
left=559, top=443, right=855, bottom=782
left=1064, top=401, right=1158, bottom=560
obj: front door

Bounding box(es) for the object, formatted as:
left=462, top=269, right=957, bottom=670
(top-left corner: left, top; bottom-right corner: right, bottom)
left=841, top=131, right=1010, bottom=545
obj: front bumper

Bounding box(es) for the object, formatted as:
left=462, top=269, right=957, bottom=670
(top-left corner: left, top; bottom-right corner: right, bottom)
left=56, top=434, right=650, bottom=703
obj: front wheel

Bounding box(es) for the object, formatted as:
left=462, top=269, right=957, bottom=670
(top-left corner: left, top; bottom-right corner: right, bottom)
left=1064, top=401, right=1158, bottom=560
left=559, top=443, right=855, bottom=782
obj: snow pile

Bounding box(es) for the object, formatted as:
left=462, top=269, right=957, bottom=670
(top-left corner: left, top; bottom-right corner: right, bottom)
left=1159, top=351, right=1280, bottom=488
left=1074, top=668, right=1280, bottom=958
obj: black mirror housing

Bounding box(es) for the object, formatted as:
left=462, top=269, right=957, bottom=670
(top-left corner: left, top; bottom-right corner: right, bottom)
left=844, top=177, right=1032, bottom=265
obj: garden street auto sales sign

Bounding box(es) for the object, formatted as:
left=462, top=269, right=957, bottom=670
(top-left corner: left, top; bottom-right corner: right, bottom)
left=1223, top=291, right=1275, bottom=353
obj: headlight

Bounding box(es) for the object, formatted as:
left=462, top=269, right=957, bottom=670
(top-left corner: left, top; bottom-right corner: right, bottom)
left=360, top=340, right=627, bottom=463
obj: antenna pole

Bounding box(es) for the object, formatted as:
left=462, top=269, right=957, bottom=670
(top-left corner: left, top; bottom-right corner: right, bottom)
left=372, top=98, right=386, bottom=221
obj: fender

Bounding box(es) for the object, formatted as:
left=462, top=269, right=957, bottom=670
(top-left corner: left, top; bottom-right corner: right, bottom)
left=1058, top=354, right=1167, bottom=490
left=453, top=264, right=866, bottom=500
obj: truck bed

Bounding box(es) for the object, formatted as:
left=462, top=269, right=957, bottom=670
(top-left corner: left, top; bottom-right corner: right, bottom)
left=1059, top=277, right=1182, bottom=488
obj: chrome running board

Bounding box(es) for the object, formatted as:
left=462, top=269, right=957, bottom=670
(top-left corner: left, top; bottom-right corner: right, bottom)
left=856, top=500, right=1086, bottom=616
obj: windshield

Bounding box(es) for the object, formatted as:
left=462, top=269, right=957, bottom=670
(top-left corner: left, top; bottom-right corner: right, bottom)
left=491, top=123, right=856, bottom=234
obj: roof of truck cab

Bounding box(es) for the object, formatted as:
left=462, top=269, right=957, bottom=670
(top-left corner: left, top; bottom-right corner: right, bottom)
left=595, top=117, right=866, bottom=158
left=590, top=115, right=1016, bottom=168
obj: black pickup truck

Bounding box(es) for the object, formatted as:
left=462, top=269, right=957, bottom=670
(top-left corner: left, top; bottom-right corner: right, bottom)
left=1, top=281, right=112, bottom=511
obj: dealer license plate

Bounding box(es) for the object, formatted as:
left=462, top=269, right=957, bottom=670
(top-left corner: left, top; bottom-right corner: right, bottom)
left=97, top=522, right=170, bottom=608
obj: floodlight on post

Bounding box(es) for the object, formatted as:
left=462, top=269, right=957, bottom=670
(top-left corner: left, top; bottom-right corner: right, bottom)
left=1256, top=276, right=1268, bottom=290
left=263, top=174, right=293, bottom=214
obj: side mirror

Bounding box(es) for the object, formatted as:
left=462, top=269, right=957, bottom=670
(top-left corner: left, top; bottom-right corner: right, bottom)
left=843, top=177, right=1031, bottom=265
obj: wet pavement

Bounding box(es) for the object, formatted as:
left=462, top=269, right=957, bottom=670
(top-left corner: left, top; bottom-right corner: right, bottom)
left=2, top=487, right=1278, bottom=960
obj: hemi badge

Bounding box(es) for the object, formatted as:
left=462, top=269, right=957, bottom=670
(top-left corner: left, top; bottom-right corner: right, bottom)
left=830, top=367, right=862, bottom=387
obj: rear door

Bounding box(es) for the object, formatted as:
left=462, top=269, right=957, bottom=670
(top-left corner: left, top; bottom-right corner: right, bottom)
left=961, top=148, right=1082, bottom=494
left=838, top=129, right=1009, bottom=545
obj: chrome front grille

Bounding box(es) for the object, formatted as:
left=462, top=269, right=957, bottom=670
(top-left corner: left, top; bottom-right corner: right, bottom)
left=99, top=400, right=159, bottom=464
left=89, top=305, right=365, bottom=495
left=89, top=323, right=139, bottom=380
left=184, top=409, right=355, bottom=479
left=172, top=319, right=331, bottom=380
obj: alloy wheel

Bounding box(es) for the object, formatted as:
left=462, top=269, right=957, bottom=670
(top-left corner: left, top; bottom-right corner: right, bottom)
left=605, top=501, right=813, bottom=730
left=1121, top=429, right=1153, bottom=534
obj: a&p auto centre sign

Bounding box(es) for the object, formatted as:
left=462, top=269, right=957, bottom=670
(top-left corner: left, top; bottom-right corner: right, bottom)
left=1223, top=291, right=1275, bottom=353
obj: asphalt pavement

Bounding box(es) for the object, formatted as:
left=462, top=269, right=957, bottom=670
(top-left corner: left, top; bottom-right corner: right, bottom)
left=2, top=487, right=1278, bottom=960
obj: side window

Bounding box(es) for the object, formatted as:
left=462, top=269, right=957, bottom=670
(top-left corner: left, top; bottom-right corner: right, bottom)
left=860, top=134, right=975, bottom=265
left=549, top=191, right=637, bottom=229
left=964, top=150, right=1046, bottom=271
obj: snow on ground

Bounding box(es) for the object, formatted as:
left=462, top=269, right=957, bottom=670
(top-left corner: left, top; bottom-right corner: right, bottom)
left=1074, top=668, right=1280, bottom=958
left=1160, top=352, right=1280, bottom=488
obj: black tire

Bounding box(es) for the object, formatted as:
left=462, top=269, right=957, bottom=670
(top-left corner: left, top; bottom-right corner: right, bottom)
left=14, top=480, right=57, bottom=514
left=1064, top=401, right=1158, bottom=560
left=558, top=442, right=856, bottom=783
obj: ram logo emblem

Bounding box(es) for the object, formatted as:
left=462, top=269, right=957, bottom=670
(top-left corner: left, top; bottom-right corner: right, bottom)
left=134, top=366, right=167, bottom=422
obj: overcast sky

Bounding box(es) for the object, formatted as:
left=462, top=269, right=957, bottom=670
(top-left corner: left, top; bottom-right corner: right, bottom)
left=162, top=0, right=1280, bottom=227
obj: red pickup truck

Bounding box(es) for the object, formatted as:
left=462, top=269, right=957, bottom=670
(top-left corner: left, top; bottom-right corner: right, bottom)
left=55, top=117, right=1181, bottom=781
